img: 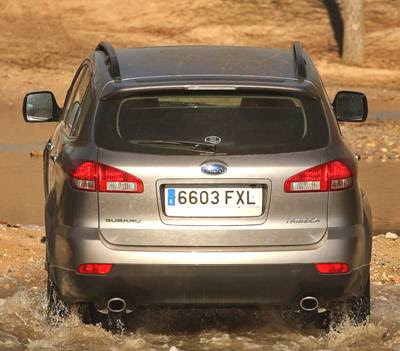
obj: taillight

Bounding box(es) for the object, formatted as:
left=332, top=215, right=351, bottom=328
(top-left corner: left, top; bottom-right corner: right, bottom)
left=284, top=160, right=352, bottom=193
left=69, top=161, right=144, bottom=193
left=69, top=161, right=98, bottom=191
left=315, top=263, right=350, bottom=274
left=77, top=263, right=113, bottom=275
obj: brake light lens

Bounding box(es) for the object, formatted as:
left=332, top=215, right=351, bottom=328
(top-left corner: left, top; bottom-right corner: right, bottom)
left=69, top=161, right=98, bottom=191
left=284, top=160, right=352, bottom=193
left=315, top=263, right=350, bottom=274
left=69, top=161, right=144, bottom=193
left=77, top=263, right=113, bottom=275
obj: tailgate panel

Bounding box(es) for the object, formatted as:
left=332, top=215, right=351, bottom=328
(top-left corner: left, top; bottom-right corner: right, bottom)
left=98, top=149, right=328, bottom=247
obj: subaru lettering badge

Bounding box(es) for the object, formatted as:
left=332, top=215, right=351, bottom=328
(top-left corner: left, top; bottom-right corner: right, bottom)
left=201, top=162, right=227, bottom=175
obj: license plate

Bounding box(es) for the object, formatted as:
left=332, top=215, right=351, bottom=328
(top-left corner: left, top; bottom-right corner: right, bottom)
left=164, top=185, right=263, bottom=217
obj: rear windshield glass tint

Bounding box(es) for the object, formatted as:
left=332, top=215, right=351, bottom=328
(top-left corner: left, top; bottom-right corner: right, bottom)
left=95, top=93, right=329, bottom=155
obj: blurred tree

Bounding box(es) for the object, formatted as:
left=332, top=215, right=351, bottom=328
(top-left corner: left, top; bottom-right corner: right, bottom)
left=343, top=0, right=364, bottom=65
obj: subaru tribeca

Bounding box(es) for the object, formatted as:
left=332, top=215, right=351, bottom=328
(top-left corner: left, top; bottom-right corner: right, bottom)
left=23, top=42, right=371, bottom=327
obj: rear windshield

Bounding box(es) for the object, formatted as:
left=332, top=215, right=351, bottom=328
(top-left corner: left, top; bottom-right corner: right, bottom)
left=95, top=93, right=329, bottom=155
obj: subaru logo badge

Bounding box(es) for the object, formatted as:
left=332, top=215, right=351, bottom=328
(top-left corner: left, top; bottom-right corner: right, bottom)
left=201, top=162, right=227, bottom=175
left=204, top=136, right=222, bottom=145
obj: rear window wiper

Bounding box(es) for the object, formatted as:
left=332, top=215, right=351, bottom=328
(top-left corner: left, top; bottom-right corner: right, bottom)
left=127, top=139, right=217, bottom=154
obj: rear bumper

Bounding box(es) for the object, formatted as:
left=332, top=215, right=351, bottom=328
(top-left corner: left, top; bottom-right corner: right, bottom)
left=52, top=264, right=369, bottom=309
left=48, top=224, right=371, bottom=309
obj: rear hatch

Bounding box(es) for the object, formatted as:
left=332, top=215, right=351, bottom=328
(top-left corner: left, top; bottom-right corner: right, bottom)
left=94, top=92, right=330, bottom=247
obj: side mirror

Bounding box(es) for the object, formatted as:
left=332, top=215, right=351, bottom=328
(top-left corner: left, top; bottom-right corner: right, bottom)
left=333, top=91, right=368, bottom=122
left=22, top=91, right=62, bottom=123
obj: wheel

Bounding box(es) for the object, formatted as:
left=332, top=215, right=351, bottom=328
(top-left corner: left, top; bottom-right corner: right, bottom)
left=46, top=272, right=71, bottom=325
left=77, top=302, right=99, bottom=325
left=103, top=312, right=127, bottom=333
left=327, top=278, right=370, bottom=329
left=280, top=278, right=370, bottom=330
left=347, top=278, right=370, bottom=324
left=47, top=273, right=101, bottom=326
left=46, top=247, right=100, bottom=326
left=280, top=307, right=331, bottom=330
left=46, top=242, right=70, bottom=325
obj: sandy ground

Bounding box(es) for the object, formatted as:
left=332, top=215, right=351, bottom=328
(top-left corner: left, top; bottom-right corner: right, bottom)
left=372, top=234, right=400, bottom=284
left=1, top=0, right=400, bottom=105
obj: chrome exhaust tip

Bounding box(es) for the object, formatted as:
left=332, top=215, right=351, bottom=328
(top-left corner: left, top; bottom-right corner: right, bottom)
left=107, top=298, right=126, bottom=314
left=299, top=296, right=319, bottom=312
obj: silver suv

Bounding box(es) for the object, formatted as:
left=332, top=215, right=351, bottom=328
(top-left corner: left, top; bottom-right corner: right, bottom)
left=23, top=41, right=371, bottom=328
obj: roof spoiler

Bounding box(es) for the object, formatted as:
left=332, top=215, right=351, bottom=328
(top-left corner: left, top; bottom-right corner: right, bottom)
left=95, top=41, right=307, bottom=82
left=293, top=41, right=307, bottom=79
left=96, top=41, right=121, bottom=82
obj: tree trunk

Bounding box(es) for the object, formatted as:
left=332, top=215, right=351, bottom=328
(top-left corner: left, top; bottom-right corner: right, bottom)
left=342, top=0, right=364, bottom=66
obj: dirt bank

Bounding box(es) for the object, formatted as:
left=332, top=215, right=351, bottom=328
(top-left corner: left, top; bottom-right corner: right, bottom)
left=340, top=120, right=400, bottom=162
left=0, top=0, right=400, bottom=106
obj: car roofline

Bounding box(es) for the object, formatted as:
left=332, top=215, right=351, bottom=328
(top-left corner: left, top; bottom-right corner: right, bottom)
left=95, top=41, right=311, bottom=82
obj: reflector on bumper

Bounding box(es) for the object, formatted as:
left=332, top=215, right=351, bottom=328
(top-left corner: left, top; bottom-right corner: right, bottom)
left=315, top=263, right=350, bottom=274
left=77, top=263, right=113, bottom=275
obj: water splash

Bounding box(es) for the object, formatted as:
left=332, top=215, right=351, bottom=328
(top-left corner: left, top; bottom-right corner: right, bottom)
left=0, top=278, right=399, bottom=351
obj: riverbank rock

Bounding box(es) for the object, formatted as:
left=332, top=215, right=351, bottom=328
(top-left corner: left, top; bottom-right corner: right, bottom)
left=30, top=150, right=43, bottom=157
left=385, top=232, right=399, bottom=239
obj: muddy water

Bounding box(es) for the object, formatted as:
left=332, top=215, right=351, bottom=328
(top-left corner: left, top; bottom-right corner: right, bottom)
left=0, top=266, right=400, bottom=351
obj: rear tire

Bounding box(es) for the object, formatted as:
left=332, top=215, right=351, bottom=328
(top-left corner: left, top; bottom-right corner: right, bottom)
left=347, top=278, right=370, bottom=324
left=328, top=278, right=370, bottom=329
left=77, top=302, right=100, bottom=325
left=46, top=273, right=71, bottom=325
left=281, top=278, right=370, bottom=330
left=47, top=275, right=102, bottom=326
